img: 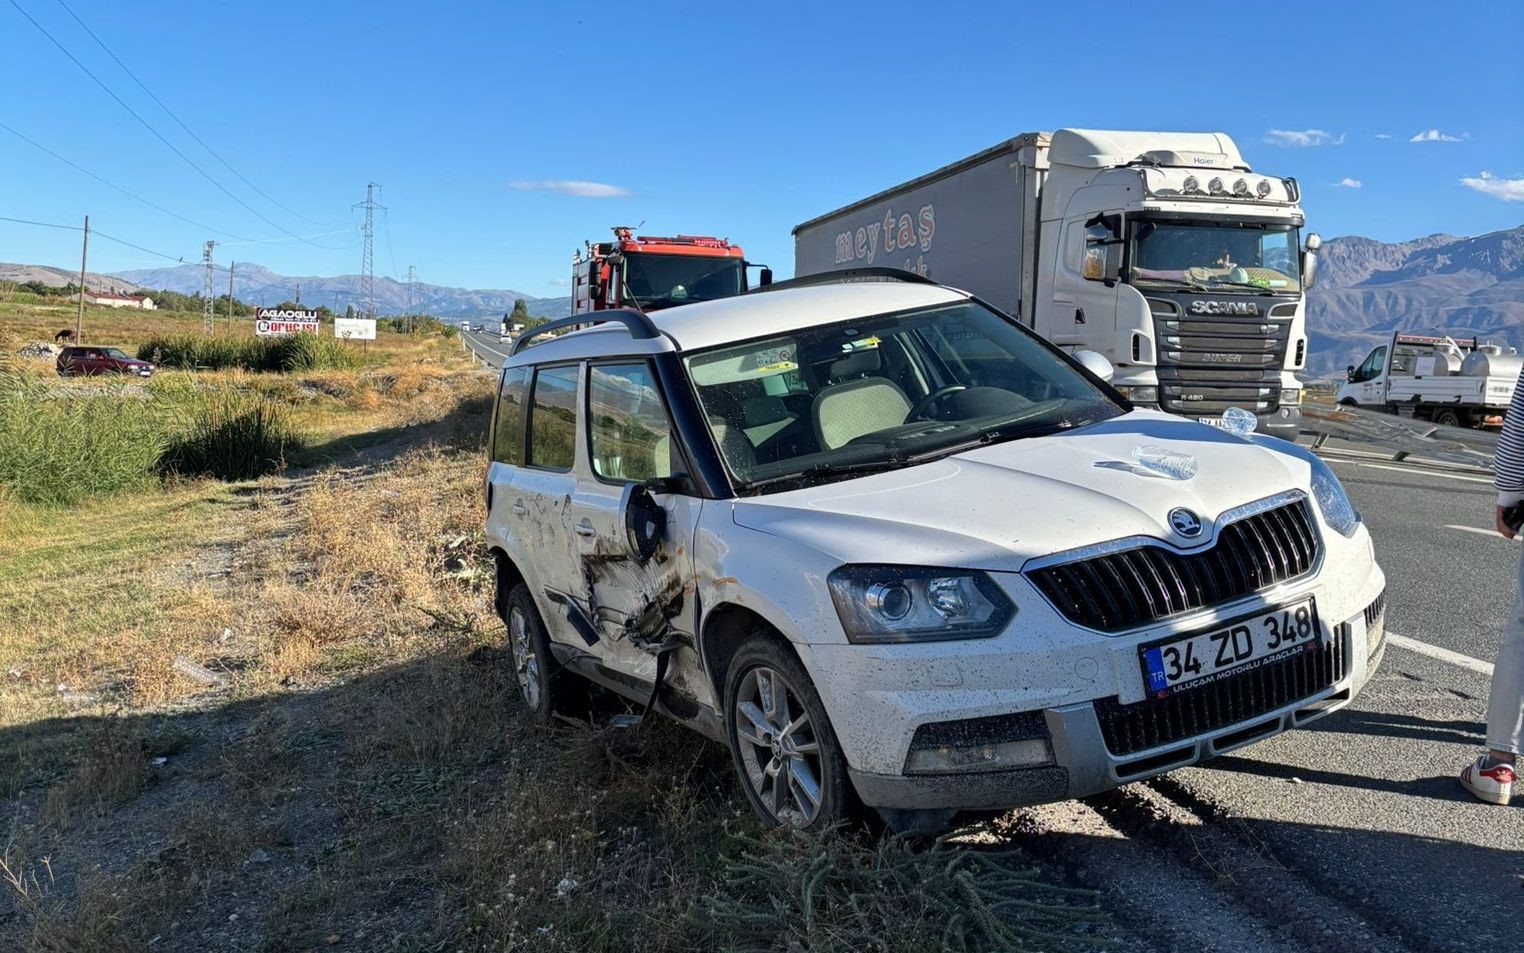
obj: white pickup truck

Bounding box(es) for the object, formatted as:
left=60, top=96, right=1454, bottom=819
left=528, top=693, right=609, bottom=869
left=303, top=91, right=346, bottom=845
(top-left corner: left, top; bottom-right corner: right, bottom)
left=1336, top=332, right=1519, bottom=429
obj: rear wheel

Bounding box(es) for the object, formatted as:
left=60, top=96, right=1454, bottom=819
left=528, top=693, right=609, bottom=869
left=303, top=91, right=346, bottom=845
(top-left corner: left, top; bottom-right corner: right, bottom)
left=1432, top=408, right=1465, bottom=428
left=502, top=583, right=570, bottom=722
left=724, top=639, right=853, bottom=830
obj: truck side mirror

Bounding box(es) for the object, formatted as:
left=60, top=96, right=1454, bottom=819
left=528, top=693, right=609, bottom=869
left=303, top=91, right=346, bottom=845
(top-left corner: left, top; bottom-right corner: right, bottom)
left=1346, top=364, right=1356, bottom=382
left=1082, top=213, right=1124, bottom=286
left=1301, top=232, right=1322, bottom=289
left=760, top=267, right=773, bottom=287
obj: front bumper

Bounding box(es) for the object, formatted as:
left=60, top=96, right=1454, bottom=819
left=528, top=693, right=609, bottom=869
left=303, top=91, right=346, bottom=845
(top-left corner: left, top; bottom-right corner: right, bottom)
left=835, top=545, right=1384, bottom=812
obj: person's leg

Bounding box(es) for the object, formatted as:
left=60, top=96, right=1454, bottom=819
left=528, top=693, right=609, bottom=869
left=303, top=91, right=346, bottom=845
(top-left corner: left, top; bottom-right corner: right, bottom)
left=1483, top=545, right=1524, bottom=763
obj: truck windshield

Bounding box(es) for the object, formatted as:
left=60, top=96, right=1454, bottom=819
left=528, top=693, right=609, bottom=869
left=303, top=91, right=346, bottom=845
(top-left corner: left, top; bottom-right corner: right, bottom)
left=624, top=254, right=742, bottom=309
left=683, top=301, right=1123, bottom=492
left=1129, top=220, right=1301, bottom=293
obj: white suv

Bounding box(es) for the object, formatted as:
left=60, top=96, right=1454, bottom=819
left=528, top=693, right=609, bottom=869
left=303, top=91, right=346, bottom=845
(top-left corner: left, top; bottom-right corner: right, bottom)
left=484, top=274, right=1386, bottom=832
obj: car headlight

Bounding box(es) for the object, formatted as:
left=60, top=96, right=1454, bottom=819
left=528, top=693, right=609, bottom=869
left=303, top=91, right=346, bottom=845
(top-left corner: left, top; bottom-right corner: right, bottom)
left=827, top=566, right=1014, bottom=643
left=1281, top=388, right=1302, bottom=406
left=1247, top=435, right=1360, bottom=537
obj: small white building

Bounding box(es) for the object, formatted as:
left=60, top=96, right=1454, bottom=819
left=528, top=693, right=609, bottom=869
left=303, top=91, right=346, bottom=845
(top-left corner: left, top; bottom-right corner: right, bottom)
left=75, top=290, right=156, bottom=310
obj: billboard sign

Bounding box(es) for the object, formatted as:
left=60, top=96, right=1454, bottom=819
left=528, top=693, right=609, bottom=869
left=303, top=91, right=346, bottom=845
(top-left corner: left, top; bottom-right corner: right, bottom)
left=334, top=317, right=377, bottom=341
left=255, top=308, right=320, bottom=337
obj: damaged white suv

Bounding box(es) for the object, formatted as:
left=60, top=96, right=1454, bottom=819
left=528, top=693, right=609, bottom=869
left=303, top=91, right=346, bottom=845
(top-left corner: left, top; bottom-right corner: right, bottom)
left=484, top=273, right=1386, bottom=832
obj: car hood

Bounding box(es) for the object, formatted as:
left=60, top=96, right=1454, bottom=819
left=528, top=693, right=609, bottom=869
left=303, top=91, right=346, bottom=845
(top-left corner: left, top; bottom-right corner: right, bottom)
left=730, top=411, right=1312, bottom=571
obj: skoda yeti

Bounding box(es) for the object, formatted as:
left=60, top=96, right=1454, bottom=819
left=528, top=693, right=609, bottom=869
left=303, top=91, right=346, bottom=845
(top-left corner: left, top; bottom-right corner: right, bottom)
left=483, top=274, right=1385, bottom=832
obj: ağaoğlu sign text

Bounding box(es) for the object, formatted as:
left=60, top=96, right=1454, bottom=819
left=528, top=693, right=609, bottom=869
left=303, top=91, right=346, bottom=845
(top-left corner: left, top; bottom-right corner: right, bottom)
left=255, top=307, right=320, bottom=337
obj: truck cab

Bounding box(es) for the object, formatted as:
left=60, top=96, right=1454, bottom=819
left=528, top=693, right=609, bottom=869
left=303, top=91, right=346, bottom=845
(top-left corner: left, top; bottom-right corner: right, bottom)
left=571, top=227, right=769, bottom=315
left=1032, top=130, right=1315, bottom=440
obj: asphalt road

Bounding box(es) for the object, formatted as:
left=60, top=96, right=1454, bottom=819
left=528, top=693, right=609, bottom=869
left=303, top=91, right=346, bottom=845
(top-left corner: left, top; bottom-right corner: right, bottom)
left=460, top=327, right=512, bottom=368
left=464, top=321, right=1520, bottom=949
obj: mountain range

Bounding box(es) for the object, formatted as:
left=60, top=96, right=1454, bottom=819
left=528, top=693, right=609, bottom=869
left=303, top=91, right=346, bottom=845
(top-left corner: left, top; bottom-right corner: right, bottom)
left=1306, top=225, right=1523, bottom=374
left=110, top=263, right=573, bottom=321
left=8, top=225, right=1522, bottom=370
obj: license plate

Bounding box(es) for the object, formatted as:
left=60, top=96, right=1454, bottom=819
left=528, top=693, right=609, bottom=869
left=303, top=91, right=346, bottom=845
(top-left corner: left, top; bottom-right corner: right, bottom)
left=1198, top=416, right=1237, bottom=430
left=1140, top=598, right=1321, bottom=697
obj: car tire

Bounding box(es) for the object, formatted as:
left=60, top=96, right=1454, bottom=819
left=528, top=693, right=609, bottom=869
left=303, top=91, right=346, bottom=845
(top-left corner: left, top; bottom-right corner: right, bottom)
left=502, top=583, right=568, bottom=723
left=724, top=638, right=855, bottom=831
left=1433, top=408, right=1464, bottom=428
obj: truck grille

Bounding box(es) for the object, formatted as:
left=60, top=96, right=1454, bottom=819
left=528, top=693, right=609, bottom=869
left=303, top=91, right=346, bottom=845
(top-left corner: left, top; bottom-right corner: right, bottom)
left=1095, top=622, right=1348, bottom=757
left=1027, top=498, right=1321, bottom=632
left=1151, top=307, right=1290, bottom=416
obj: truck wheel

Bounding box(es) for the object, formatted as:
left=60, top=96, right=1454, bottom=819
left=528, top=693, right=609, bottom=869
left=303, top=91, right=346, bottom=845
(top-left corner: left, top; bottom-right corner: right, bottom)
left=724, top=638, right=854, bottom=831
left=1433, top=409, right=1465, bottom=428
left=502, top=583, right=572, bottom=722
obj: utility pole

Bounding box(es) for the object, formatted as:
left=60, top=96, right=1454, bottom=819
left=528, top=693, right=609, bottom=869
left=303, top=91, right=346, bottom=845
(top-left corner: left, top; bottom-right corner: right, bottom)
left=226, top=261, right=236, bottom=331
left=201, top=240, right=217, bottom=334
left=353, top=182, right=383, bottom=322
left=405, top=264, right=417, bottom=333
left=75, top=214, right=89, bottom=343
left=295, top=281, right=301, bottom=305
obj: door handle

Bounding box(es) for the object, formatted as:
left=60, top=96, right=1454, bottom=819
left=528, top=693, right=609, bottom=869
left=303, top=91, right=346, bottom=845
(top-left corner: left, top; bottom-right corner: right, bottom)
left=574, top=520, right=596, bottom=537
left=510, top=499, right=527, bottom=516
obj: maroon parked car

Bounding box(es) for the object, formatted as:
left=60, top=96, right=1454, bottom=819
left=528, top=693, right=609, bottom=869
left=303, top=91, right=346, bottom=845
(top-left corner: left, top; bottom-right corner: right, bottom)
left=56, top=345, right=155, bottom=378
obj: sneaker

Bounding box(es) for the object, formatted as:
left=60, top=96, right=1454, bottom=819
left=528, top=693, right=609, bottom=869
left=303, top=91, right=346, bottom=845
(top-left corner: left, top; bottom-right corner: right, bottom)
left=1459, top=756, right=1516, bottom=806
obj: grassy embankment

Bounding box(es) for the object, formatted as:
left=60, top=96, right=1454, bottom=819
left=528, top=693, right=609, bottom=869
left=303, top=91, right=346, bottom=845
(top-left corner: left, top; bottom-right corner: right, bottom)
left=0, top=300, right=1117, bottom=951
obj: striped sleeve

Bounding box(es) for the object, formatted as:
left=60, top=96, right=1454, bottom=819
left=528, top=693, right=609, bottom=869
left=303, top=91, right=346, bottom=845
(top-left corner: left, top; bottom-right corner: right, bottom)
left=1496, top=366, right=1524, bottom=506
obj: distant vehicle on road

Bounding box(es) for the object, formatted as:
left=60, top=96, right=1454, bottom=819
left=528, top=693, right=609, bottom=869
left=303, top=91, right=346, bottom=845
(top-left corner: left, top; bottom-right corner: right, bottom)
left=459, top=321, right=471, bottom=333
left=472, top=323, right=485, bottom=333
left=1337, top=331, right=1519, bottom=428
left=56, top=345, right=154, bottom=378
left=571, top=226, right=770, bottom=314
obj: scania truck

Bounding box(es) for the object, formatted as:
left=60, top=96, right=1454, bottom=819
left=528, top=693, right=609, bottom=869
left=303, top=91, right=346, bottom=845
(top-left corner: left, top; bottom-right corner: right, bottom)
left=792, top=130, right=1322, bottom=439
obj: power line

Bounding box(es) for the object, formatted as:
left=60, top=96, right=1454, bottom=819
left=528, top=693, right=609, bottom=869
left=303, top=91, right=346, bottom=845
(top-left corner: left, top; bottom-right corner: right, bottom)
left=0, top=118, right=256, bottom=240
left=0, top=212, right=189, bottom=263
left=50, top=0, right=343, bottom=230
left=6, top=0, right=344, bottom=251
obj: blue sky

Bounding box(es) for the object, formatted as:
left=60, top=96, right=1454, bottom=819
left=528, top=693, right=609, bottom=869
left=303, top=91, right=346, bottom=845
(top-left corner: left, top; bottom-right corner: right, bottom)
left=2, top=0, right=1520, bottom=294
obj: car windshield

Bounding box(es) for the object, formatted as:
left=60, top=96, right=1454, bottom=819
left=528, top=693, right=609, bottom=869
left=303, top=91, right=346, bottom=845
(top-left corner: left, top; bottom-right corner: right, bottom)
left=683, top=301, right=1123, bottom=492
left=101, top=347, right=130, bottom=359
left=1129, top=219, right=1300, bottom=293
left=624, top=254, right=742, bottom=310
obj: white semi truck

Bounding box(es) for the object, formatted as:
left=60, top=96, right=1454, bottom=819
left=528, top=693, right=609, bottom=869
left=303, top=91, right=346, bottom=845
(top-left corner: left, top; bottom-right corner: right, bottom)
left=1337, top=331, right=1519, bottom=428
left=793, top=129, right=1321, bottom=440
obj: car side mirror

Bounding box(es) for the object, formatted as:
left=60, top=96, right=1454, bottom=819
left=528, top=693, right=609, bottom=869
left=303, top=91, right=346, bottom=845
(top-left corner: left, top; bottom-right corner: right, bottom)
left=1346, top=364, right=1356, bottom=382
left=620, top=481, right=669, bottom=563
left=1074, top=349, right=1114, bottom=383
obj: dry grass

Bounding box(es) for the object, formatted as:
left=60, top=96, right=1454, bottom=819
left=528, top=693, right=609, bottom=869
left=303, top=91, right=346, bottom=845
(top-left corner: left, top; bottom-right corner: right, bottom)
left=0, top=348, right=1115, bottom=952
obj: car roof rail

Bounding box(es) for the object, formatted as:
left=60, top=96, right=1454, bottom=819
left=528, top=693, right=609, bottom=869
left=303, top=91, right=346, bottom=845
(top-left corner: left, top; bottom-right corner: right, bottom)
left=748, top=266, right=939, bottom=294
left=510, top=308, right=661, bottom=356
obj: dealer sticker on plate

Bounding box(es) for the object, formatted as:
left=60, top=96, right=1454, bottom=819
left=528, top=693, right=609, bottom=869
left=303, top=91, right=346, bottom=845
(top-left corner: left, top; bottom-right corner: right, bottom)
left=1141, top=598, right=1320, bottom=697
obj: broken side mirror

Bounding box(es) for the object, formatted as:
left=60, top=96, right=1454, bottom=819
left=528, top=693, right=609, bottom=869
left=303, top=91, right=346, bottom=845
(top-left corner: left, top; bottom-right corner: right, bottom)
left=620, top=480, right=669, bottom=563
left=1082, top=213, right=1124, bottom=286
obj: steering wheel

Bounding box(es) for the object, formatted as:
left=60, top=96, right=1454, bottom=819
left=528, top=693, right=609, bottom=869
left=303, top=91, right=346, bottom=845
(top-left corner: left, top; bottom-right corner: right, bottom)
left=907, top=385, right=968, bottom=421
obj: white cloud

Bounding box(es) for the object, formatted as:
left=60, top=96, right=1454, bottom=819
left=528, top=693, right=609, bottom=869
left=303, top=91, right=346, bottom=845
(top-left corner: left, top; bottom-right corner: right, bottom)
left=546, top=278, right=571, bottom=287
left=1459, top=171, right=1524, bottom=202
left=1330, top=177, right=1363, bottom=189
left=1409, top=128, right=1464, bottom=143
left=1263, top=129, right=1343, bottom=147
left=1373, top=133, right=1392, bottom=140
left=507, top=179, right=630, bottom=198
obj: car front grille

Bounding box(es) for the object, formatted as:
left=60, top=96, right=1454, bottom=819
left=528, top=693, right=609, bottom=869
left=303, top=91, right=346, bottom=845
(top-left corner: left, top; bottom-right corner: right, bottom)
left=1027, top=498, right=1321, bottom=632
left=1095, top=622, right=1348, bottom=757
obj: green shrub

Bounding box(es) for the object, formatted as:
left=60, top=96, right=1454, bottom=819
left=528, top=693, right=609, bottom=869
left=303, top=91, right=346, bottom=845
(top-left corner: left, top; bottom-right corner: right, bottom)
left=137, top=335, right=358, bottom=373
left=0, top=376, right=166, bottom=506
left=161, top=387, right=302, bottom=481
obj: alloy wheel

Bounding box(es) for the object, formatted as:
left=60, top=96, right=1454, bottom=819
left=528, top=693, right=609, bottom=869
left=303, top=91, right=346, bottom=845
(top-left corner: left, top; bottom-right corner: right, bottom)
left=508, top=605, right=542, bottom=711
left=733, top=666, right=825, bottom=827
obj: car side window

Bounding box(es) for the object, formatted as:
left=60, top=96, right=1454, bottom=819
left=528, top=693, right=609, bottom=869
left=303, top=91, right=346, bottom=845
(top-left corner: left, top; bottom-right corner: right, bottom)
left=527, top=365, right=579, bottom=470
left=492, top=367, right=531, bottom=465
left=587, top=362, right=674, bottom=482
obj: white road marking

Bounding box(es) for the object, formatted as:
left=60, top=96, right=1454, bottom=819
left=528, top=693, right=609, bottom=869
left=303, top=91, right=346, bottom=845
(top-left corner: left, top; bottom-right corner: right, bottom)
left=1387, top=632, right=1495, bottom=677
left=1444, top=524, right=1512, bottom=540
left=1325, top=459, right=1494, bottom=484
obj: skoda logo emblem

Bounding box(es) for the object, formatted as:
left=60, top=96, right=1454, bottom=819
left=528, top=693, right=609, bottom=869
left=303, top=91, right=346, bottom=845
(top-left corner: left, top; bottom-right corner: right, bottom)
left=1169, top=508, right=1204, bottom=538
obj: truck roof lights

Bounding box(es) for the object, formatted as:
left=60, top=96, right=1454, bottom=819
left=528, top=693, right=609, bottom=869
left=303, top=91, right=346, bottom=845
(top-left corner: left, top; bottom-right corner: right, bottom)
left=1208, top=177, right=1225, bottom=194
left=1256, top=179, right=1274, bottom=198
left=1233, top=178, right=1250, bottom=196
left=1182, top=175, right=1200, bottom=194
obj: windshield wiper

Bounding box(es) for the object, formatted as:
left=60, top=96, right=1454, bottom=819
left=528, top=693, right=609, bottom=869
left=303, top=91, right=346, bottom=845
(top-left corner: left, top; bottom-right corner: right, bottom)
left=743, top=454, right=911, bottom=491
left=1133, top=276, right=1210, bottom=291
left=1200, top=278, right=1288, bottom=294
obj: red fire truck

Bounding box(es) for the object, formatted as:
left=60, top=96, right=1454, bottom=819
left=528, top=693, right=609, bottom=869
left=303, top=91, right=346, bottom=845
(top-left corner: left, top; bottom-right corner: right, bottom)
left=571, top=227, right=770, bottom=314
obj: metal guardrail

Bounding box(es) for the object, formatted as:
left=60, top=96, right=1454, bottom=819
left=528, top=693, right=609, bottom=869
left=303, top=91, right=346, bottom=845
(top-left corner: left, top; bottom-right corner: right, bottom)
left=1300, top=403, right=1498, bottom=470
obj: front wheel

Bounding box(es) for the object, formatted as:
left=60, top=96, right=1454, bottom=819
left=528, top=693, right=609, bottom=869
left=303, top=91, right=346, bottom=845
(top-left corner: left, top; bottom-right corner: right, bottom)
left=724, top=639, right=854, bottom=830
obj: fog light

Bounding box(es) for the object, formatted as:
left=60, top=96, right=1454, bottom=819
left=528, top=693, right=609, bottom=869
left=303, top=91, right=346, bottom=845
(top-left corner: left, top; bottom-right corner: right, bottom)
left=904, top=738, right=1055, bottom=775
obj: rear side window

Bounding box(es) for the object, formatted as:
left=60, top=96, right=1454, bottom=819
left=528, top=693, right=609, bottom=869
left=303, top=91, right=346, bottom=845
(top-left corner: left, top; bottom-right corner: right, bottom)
left=588, top=362, right=674, bottom=482
left=492, top=367, right=531, bottom=464
left=528, top=365, right=579, bottom=470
